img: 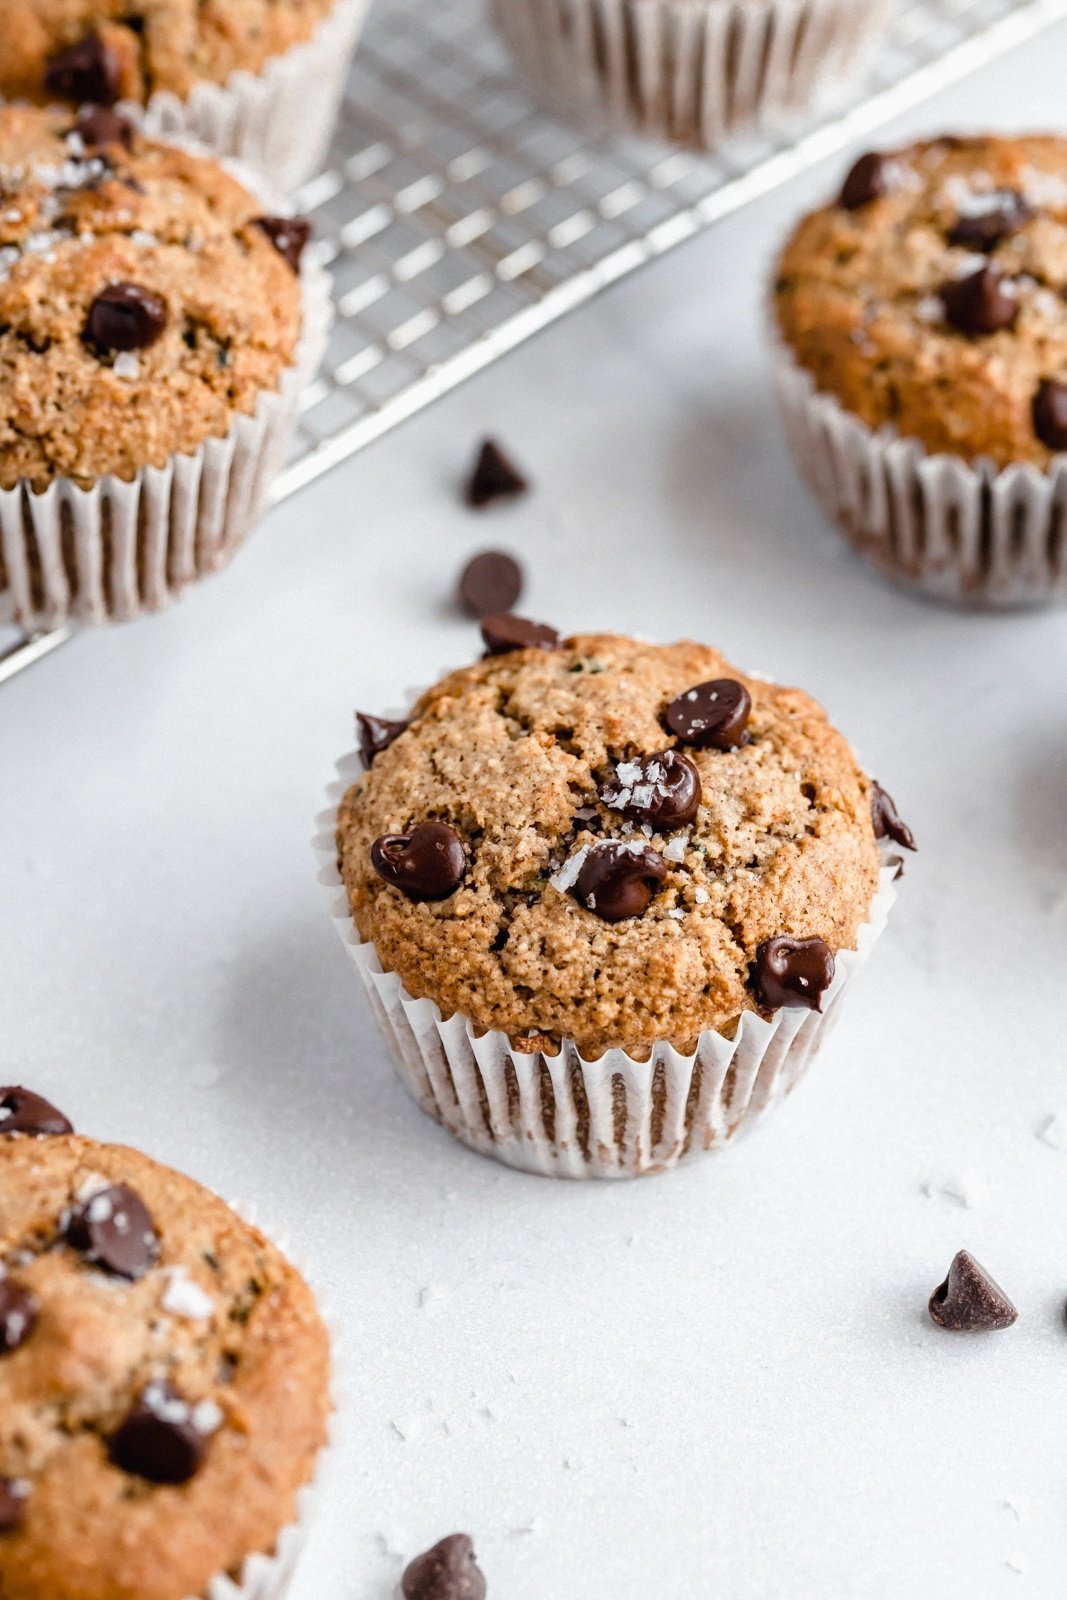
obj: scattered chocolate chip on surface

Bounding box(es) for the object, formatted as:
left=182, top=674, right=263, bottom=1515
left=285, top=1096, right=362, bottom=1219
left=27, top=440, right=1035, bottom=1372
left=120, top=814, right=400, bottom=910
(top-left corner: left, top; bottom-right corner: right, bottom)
left=357, top=712, right=409, bottom=769
left=928, top=1250, right=1018, bottom=1331
left=1032, top=379, right=1067, bottom=451
left=839, top=151, right=890, bottom=210
left=0, top=1281, right=38, bottom=1355
left=109, top=1382, right=217, bottom=1485
left=402, top=1533, right=487, bottom=1600
left=45, top=31, right=121, bottom=105
left=73, top=106, right=134, bottom=151
left=466, top=439, right=528, bottom=509
left=458, top=550, right=523, bottom=618
left=946, top=192, right=1030, bottom=250
left=664, top=678, right=751, bottom=751
left=251, top=215, right=312, bottom=273
left=871, top=782, right=916, bottom=852
left=85, top=282, right=167, bottom=352
left=480, top=613, right=560, bottom=655
left=753, top=936, right=835, bottom=1011
left=572, top=840, right=668, bottom=922
left=940, top=265, right=1018, bottom=335
left=0, top=1478, right=27, bottom=1534
left=67, top=1183, right=160, bottom=1280
left=0, top=1087, right=72, bottom=1137
left=371, top=823, right=466, bottom=901
left=600, top=750, right=701, bottom=830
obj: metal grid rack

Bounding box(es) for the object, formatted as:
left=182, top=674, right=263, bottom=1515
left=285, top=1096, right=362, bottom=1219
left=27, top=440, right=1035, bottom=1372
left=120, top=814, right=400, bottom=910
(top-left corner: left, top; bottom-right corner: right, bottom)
left=2, top=0, right=1065, bottom=683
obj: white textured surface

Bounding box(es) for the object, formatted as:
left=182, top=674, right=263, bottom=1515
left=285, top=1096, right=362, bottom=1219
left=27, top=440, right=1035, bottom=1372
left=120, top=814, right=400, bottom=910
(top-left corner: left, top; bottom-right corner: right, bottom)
left=3, top=30, right=1067, bottom=1599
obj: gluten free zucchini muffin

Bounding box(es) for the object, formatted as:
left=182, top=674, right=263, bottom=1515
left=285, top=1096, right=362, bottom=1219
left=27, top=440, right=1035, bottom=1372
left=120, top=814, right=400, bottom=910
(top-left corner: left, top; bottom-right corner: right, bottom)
left=322, top=623, right=906, bottom=1178
left=774, top=135, right=1067, bottom=604
left=0, top=1085, right=331, bottom=1600
left=0, top=104, right=330, bottom=626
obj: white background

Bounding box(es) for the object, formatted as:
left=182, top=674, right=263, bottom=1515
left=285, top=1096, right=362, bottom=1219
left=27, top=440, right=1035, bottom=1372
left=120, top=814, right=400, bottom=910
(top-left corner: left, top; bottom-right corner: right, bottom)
left=4, top=26, right=1067, bottom=1598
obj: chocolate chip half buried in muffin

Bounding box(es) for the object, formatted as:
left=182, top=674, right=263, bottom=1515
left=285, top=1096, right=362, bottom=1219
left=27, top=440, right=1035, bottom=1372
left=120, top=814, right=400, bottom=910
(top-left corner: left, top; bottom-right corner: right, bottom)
left=85, top=283, right=167, bottom=353
left=839, top=151, right=890, bottom=210
left=664, top=679, right=751, bottom=751
left=251, top=215, right=312, bottom=273
left=465, top=439, right=528, bottom=509
left=600, top=750, right=701, bottom=830
left=940, top=265, right=1018, bottom=336
left=871, top=782, right=916, bottom=852
left=0, top=1479, right=28, bottom=1534
left=946, top=192, right=1031, bottom=251
left=928, top=1250, right=1018, bottom=1332
left=402, top=1533, right=487, bottom=1600
left=357, top=712, right=409, bottom=769
left=753, top=936, right=835, bottom=1011
left=45, top=31, right=122, bottom=105
left=480, top=613, right=560, bottom=655
left=572, top=840, right=668, bottom=923
left=0, top=1281, right=38, bottom=1355
left=1032, top=379, right=1067, bottom=451
left=0, top=1086, right=73, bottom=1137
left=109, top=1382, right=217, bottom=1485
left=458, top=551, right=523, bottom=618
left=371, top=823, right=466, bottom=901
left=73, top=106, right=134, bottom=151
left=66, top=1183, right=160, bottom=1280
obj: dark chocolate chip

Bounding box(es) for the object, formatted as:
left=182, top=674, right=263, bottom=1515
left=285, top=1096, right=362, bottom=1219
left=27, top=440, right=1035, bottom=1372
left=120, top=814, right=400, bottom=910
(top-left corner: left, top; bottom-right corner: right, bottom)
left=940, top=265, right=1018, bottom=336
left=1032, top=379, right=1067, bottom=451
left=663, top=679, right=751, bottom=751
left=371, top=823, right=466, bottom=901
left=946, top=192, right=1031, bottom=251
left=109, top=1383, right=212, bottom=1484
left=0, top=1087, right=72, bottom=1137
left=73, top=106, right=134, bottom=150
left=928, top=1250, right=1018, bottom=1332
left=572, top=840, right=668, bottom=923
left=466, top=439, right=528, bottom=508
left=0, top=1282, right=38, bottom=1355
left=458, top=550, right=523, bottom=618
left=839, top=151, right=890, bottom=210
left=871, top=782, right=916, bottom=852
left=599, top=750, right=701, bottom=830
left=402, top=1533, right=487, bottom=1600
left=85, top=282, right=167, bottom=352
left=357, top=712, right=409, bottom=769
left=66, top=1183, right=159, bottom=1280
left=0, top=1478, right=27, bottom=1534
left=45, top=32, right=121, bottom=106
left=251, top=215, right=311, bottom=273
left=753, top=936, right=835, bottom=1011
left=480, top=613, right=560, bottom=655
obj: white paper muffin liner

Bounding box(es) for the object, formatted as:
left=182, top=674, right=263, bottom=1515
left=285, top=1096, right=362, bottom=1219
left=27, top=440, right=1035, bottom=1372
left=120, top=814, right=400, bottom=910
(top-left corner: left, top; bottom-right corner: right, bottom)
left=0, top=254, right=332, bottom=631
left=774, top=339, right=1067, bottom=606
left=490, top=0, right=892, bottom=150
left=315, top=750, right=899, bottom=1180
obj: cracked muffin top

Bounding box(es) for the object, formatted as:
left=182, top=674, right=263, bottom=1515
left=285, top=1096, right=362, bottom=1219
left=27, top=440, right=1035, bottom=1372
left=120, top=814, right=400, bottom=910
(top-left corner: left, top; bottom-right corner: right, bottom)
left=0, top=104, right=307, bottom=492
left=337, top=630, right=888, bottom=1058
left=2, top=0, right=335, bottom=107
left=774, top=135, right=1067, bottom=469
left=0, top=1090, right=330, bottom=1600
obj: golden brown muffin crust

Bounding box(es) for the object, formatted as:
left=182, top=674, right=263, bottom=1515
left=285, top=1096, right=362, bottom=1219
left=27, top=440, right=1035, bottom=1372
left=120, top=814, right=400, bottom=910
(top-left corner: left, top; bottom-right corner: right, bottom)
left=0, top=1134, right=331, bottom=1600
left=338, top=633, right=882, bottom=1058
left=774, top=135, right=1067, bottom=468
left=0, top=104, right=304, bottom=492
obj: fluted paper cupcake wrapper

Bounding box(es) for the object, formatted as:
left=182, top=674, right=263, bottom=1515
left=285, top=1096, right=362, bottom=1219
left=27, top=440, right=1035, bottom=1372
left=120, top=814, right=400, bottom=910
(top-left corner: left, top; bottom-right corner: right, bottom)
left=315, top=750, right=899, bottom=1180
left=774, top=340, right=1067, bottom=607
left=490, top=0, right=892, bottom=150
left=0, top=255, right=332, bottom=630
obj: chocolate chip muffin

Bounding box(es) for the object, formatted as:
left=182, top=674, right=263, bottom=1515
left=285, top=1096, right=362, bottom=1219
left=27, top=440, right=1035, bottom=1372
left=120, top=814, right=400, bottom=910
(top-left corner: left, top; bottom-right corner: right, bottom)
left=774, top=135, right=1067, bottom=604
left=0, top=1085, right=331, bottom=1600
left=323, top=623, right=905, bottom=1177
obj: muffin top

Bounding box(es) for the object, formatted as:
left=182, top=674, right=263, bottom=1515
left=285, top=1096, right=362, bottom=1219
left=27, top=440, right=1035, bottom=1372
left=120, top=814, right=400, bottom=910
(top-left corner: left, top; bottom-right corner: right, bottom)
left=775, top=135, right=1067, bottom=469
left=0, top=1089, right=331, bottom=1600
left=338, top=630, right=888, bottom=1058
left=2, top=0, right=335, bottom=107
left=0, top=104, right=307, bottom=491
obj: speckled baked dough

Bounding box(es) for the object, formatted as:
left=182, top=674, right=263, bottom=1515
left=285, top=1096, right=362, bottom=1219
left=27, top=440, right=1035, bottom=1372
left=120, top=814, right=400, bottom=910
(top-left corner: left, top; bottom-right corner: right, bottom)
left=337, top=634, right=880, bottom=1058
left=0, top=1134, right=330, bottom=1600
left=774, top=135, right=1067, bottom=469
left=2, top=0, right=335, bottom=104
left=0, top=104, right=303, bottom=492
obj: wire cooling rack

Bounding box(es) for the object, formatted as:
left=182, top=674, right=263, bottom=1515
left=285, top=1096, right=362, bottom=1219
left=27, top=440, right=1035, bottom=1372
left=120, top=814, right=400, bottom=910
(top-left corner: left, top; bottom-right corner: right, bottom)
left=2, top=0, right=1066, bottom=683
